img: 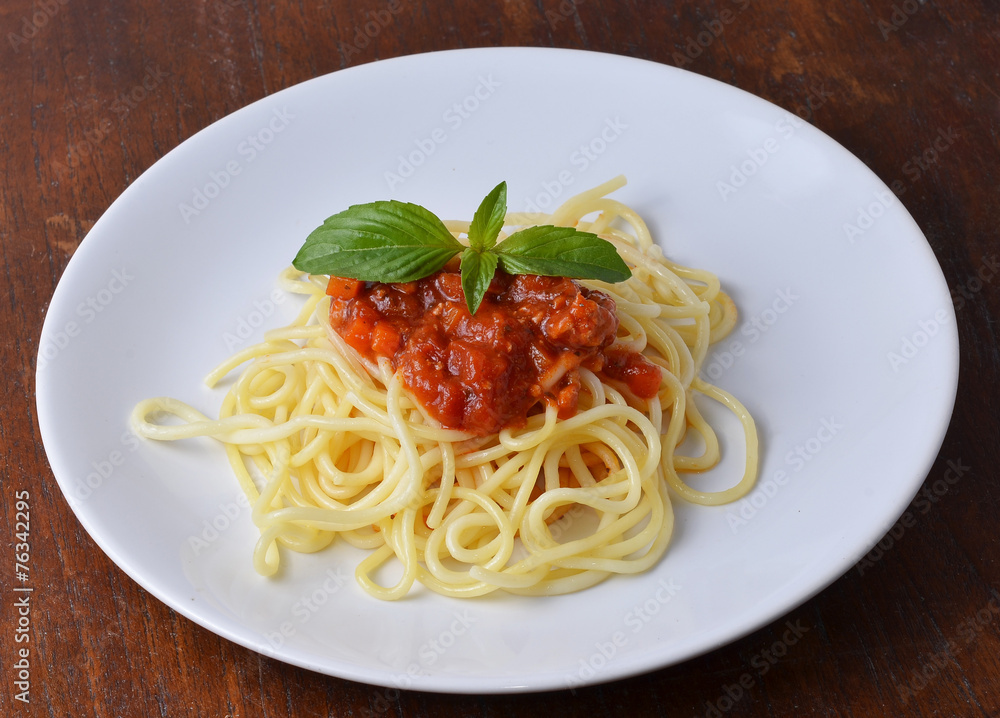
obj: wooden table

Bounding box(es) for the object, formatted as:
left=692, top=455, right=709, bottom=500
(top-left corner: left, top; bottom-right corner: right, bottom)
left=4, top=1, right=998, bottom=715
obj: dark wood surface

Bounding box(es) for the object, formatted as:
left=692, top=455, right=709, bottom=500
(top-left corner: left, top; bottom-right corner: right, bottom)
left=3, top=1, right=999, bottom=716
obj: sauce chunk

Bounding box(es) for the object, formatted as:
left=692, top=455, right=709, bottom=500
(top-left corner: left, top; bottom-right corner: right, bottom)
left=327, top=270, right=661, bottom=435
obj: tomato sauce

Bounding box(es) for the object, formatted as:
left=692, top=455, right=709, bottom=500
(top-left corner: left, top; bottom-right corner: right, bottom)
left=326, top=270, right=662, bottom=435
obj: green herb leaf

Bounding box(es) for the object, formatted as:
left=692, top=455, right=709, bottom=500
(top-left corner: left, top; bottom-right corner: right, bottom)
left=460, top=247, right=499, bottom=314
left=292, top=200, right=464, bottom=282
left=495, top=225, right=632, bottom=283
left=468, top=181, right=507, bottom=252
left=292, top=185, right=634, bottom=315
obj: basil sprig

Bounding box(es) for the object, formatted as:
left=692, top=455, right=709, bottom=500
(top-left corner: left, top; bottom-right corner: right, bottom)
left=293, top=181, right=632, bottom=314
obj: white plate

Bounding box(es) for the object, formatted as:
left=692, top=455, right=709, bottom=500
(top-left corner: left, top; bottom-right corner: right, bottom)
left=36, top=48, right=958, bottom=693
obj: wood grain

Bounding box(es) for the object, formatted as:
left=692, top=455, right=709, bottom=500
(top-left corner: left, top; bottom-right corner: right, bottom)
left=2, top=0, right=999, bottom=716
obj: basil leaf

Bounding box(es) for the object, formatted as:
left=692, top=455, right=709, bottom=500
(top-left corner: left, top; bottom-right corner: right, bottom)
left=291, top=186, right=634, bottom=317
left=495, top=225, right=632, bottom=283
left=292, top=200, right=464, bottom=281
left=460, top=248, right=499, bottom=314
left=468, top=181, right=507, bottom=252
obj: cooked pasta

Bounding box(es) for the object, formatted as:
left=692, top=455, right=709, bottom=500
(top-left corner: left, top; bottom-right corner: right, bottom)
left=131, top=176, right=758, bottom=599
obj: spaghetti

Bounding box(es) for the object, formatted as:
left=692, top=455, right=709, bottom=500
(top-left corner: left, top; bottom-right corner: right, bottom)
left=131, top=176, right=758, bottom=599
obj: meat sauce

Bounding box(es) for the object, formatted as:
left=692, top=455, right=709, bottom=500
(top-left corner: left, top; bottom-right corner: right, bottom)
left=326, top=270, right=662, bottom=435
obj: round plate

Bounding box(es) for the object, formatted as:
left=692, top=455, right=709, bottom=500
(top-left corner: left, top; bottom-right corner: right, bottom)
left=36, top=48, right=958, bottom=693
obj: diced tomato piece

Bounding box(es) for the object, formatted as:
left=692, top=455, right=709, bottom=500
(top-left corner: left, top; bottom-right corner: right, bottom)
left=435, top=272, right=464, bottom=301
left=326, top=276, right=362, bottom=300
left=555, top=380, right=580, bottom=419
left=603, top=348, right=662, bottom=399
left=439, top=303, right=464, bottom=334
left=342, top=306, right=378, bottom=353
left=628, top=360, right=663, bottom=399
left=446, top=341, right=487, bottom=382
left=371, top=322, right=402, bottom=357
left=431, top=381, right=465, bottom=429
